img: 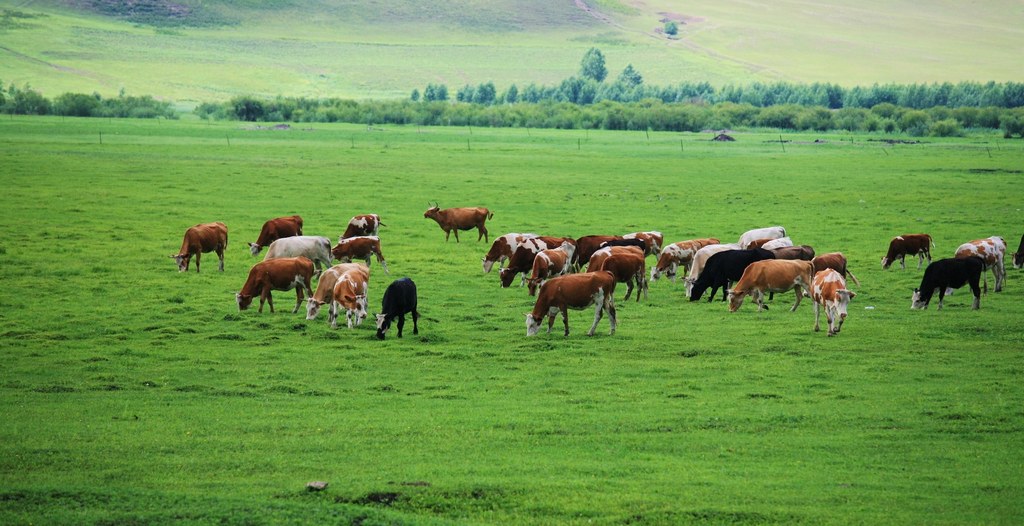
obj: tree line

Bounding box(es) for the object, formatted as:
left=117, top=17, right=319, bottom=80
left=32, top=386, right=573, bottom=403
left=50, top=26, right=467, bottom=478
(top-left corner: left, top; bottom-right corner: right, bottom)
left=0, top=83, right=177, bottom=119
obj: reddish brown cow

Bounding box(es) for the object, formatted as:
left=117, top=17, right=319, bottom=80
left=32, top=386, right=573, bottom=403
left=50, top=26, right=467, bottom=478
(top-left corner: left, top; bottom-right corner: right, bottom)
left=812, top=252, right=861, bottom=286
left=330, top=265, right=370, bottom=329
left=248, top=215, right=302, bottom=256
left=499, top=237, right=575, bottom=287
left=170, top=222, right=228, bottom=273
left=881, top=233, right=933, bottom=270
left=812, top=269, right=856, bottom=336
left=483, top=233, right=537, bottom=273
left=772, top=245, right=816, bottom=261
left=341, top=214, right=383, bottom=239
left=525, top=271, right=618, bottom=337
left=332, top=236, right=389, bottom=274
left=727, top=259, right=815, bottom=313
left=574, top=235, right=622, bottom=269
left=593, top=250, right=648, bottom=302
left=306, top=263, right=370, bottom=322
left=424, top=204, right=492, bottom=242
left=526, top=242, right=576, bottom=296
left=235, top=257, right=314, bottom=313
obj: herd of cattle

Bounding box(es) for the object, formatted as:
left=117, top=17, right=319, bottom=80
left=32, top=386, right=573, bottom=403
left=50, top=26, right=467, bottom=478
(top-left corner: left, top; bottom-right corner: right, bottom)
left=169, top=206, right=1024, bottom=338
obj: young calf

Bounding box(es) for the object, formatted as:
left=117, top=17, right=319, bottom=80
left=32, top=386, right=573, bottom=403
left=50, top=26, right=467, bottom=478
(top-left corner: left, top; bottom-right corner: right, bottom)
left=330, top=266, right=370, bottom=329
left=306, top=263, right=369, bottom=322
left=526, top=271, right=617, bottom=337
left=235, top=256, right=314, bottom=313
left=911, top=257, right=984, bottom=310
left=811, top=269, right=856, bottom=336
left=332, top=236, right=389, bottom=274
left=376, top=277, right=420, bottom=339
left=727, top=259, right=815, bottom=313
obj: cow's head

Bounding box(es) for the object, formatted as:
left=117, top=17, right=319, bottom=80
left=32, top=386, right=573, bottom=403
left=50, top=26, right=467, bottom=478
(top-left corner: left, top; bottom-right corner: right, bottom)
left=306, top=298, right=328, bottom=320
left=170, top=254, right=189, bottom=272
left=828, top=290, right=857, bottom=335
left=880, top=256, right=891, bottom=269
left=375, top=313, right=390, bottom=340
left=726, top=290, right=746, bottom=312
left=498, top=267, right=518, bottom=288
left=247, top=242, right=262, bottom=256
left=423, top=203, right=441, bottom=219
left=482, top=257, right=496, bottom=273
left=910, top=288, right=928, bottom=309
left=525, top=313, right=542, bottom=337
left=235, top=292, right=254, bottom=311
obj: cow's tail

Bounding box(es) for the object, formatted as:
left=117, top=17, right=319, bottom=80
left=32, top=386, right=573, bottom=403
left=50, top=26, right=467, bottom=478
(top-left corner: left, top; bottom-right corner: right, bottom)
left=488, top=210, right=494, bottom=220
left=846, top=268, right=861, bottom=287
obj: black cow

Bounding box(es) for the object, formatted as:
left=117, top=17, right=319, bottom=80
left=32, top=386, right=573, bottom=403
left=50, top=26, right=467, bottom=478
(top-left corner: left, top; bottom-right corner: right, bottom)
left=1013, top=234, right=1024, bottom=269
left=911, top=257, right=984, bottom=310
left=688, top=248, right=775, bottom=302
left=376, top=277, right=420, bottom=339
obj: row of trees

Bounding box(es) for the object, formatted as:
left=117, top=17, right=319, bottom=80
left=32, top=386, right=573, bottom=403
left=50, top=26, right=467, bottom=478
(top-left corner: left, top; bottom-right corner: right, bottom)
left=0, top=83, right=177, bottom=119
left=195, top=96, right=1024, bottom=137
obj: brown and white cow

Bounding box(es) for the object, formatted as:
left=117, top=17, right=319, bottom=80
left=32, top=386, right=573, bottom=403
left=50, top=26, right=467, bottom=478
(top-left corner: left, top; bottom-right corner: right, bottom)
left=1013, top=234, right=1024, bottom=269
left=423, top=204, right=492, bottom=243
left=650, top=238, right=720, bottom=283
left=574, top=235, right=623, bottom=269
left=235, top=256, right=314, bottom=314
left=812, top=252, right=861, bottom=286
left=954, top=236, right=1007, bottom=292
left=248, top=215, right=302, bottom=256
left=330, top=265, right=370, bottom=329
left=526, top=242, right=576, bottom=296
left=727, top=259, right=815, bottom=313
left=811, top=269, right=856, bottom=336
left=341, top=214, right=383, bottom=239
left=499, top=237, right=576, bottom=287
left=170, top=222, right=228, bottom=273
left=881, top=233, right=933, bottom=270
left=306, top=263, right=369, bottom=321
left=623, top=231, right=664, bottom=256
left=684, top=243, right=742, bottom=297
left=772, top=245, right=815, bottom=261
left=264, top=236, right=333, bottom=274
left=332, top=236, right=389, bottom=274
left=525, top=271, right=617, bottom=337
left=738, top=226, right=786, bottom=249
left=483, top=233, right=537, bottom=273
left=591, top=247, right=647, bottom=301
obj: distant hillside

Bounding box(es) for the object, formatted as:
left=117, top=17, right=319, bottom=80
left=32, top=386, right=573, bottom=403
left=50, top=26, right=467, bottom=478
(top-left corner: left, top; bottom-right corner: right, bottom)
left=1, top=0, right=1021, bottom=103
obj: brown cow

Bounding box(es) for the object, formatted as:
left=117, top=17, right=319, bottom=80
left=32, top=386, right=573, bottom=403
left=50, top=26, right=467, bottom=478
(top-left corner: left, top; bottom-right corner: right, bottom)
left=235, top=256, right=314, bottom=313
left=650, top=238, right=720, bottom=283
left=881, top=233, right=933, bottom=270
left=772, top=245, right=815, bottom=261
left=812, top=252, right=861, bottom=286
left=812, top=269, right=856, bottom=336
left=483, top=233, right=537, bottom=273
left=423, top=203, right=492, bottom=242
left=574, top=235, right=622, bottom=269
left=499, top=237, right=575, bottom=287
left=623, top=231, right=664, bottom=256
left=306, top=263, right=369, bottom=321
left=170, top=222, right=228, bottom=273
left=727, top=259, right=815, bottom=313
left=591, top=247, right=647, bottom=302
left=341, top=214, right=383, bottom=239
left=332, top=236, right=389, bottom=274
left=248, top=215, right=302, bottom=256
left=330, top=265, right=370, bottom=329
left=526, top=242, right=576, bottom=296
left=525, top=271, right=618, bottom=337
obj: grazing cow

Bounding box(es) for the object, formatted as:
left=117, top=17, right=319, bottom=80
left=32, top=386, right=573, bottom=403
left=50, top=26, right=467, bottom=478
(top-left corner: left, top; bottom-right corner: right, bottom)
left=600, top=238, right=647, bottom=255
left=684, top=243, right=743, bottom=297
left=423, top=204, right=492, bottom=242
left=483, top=233, right=538, bottom=273
left=331, top=265, right=370, bottom=329
left=376, top=277, right=420, bottom=340
left=306, top=263, right=370, bottom=322
left=761, top=237, right=794, bottom=251
left=235, top=257, right=314, bottom=314
left=689, top=248, right=775, bottom=302
left=881, top=233, right=933, bottom=270
left=812, top=269, right=856, bottom=336
left=650, top=238, right=720, bottom=282
left=911, top=257, right=984, bottom=310
left=248, top=215, right=302, bottom=256
left=332, top=236, right=389, bottom=274
left=727, top=259, right=815, bottom=313
left=499, top=237, right=575, bottom=287
left=593, top=249, right=648, bottom=302
left=623, top=231, right=664, bottom=256
left=738, top=226, right=786, bottom=249
left=170, top=222, right=228, bottom=273
left=525, top=271, right=617, bottom=337
left=812, top=252, right=861, bottom=286
left=955, top=236, right=1007, bottom=293
left=527, top=242, right=576, bottom=296
left=264, top=236, right=333, bottom=273
left=574, top=235, right=623, bottom=269
left=772, top=245, right=815, bottom=261
left=1013, top=234, right=1024, bottom=269
left=341, top=214, right=383, bottom=239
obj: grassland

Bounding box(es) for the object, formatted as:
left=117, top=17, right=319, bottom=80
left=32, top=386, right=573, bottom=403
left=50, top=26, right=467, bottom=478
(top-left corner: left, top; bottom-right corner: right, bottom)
left=1, top=117, right=1023, bottom=524
left=1, top=0, right=1022, bottom=103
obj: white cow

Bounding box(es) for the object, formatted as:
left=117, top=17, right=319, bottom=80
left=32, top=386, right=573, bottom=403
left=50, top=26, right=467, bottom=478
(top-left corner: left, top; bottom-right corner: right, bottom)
left=761, top=237, right=794, bottom=250
left=738, top=226, right=786, bottom=248
left=264, top=236, right=333, bottom=274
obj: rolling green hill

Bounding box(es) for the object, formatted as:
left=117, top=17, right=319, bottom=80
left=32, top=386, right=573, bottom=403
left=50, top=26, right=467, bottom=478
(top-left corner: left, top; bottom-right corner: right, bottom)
left=1, top=0, right=1022, bottom=104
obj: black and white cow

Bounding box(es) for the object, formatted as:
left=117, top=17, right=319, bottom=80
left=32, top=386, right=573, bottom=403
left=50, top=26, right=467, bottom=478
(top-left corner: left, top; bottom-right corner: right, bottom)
left=911, top=257, right=985, bottom=310
left=376, top=277, right=420, bottom=340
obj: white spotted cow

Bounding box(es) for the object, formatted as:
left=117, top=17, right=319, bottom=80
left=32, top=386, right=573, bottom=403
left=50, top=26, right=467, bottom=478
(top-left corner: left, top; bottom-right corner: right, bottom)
left=811, top=269, right=856, bottom=336
left=954, top=236, right=1007, bottom=293
left=650, top=238, right=720, bottom=283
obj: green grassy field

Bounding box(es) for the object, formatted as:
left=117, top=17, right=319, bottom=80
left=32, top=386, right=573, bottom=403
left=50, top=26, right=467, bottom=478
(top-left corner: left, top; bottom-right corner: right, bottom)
left=1, top=0, right=1022, bottom=103
left=1, top=117, right=1023, bottom=524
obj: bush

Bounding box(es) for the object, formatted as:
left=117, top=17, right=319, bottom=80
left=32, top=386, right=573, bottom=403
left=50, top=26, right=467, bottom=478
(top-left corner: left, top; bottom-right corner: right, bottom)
left=928, top=118, right=963, bottom=137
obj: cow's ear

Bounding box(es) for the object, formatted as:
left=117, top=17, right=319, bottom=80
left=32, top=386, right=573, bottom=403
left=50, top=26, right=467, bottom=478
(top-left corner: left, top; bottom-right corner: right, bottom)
left=848, top=291, right=857, bottom=298
left=344, top=294, right=356, bottom=302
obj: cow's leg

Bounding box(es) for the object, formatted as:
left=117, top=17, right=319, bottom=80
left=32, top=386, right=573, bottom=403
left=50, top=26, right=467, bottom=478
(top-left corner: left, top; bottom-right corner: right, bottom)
left=378, top=253, right=390, bottom=274
left=546, top=312, right=556, bottom=334
left=916, top=253, right=924, bottom=270
left=480, top=226, right=489, bottom=243
left=754, top=290, right=767, bottom=311
left=346, top=309, right=354, bottom=329
left=329, top=303, right=339, bottom=329
left=560, top=308, right=569, bottom=336
left=444, top=229, right=451, bottom=242
left=216, top=248, right=225, bottom=272
left=995, top=261, right=1005, bottom=292
left=194, top=252, right=201, bottom=273
left=640, top=273, right=648, bottom=300
left=790, top=287, right=803, bottom=312
left=970, top=278, right=981, bottom=309
left=412, top=310, right=419, bottom=335
left=292, top=288, right=303, bottom=314
left=900, top=254, right=907, bottom=270
left=624, top=279, right=634, bottom=301
left=813, top=302, right=821, bottom=332
left=453, top=229, right=460, bottom=243
left=265, top=291, right=274, bottom=313
left=936, top=287, right=946, bottom=310
left=396, top=314, right=405, bottom=338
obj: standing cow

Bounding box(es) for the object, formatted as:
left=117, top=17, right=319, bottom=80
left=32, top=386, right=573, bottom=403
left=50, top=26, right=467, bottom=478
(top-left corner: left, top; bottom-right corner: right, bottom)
left=651, top=238, right=720, bottom=283
left=1013, top=234, right=1024, bottom=269
left=738, top=226, right=786, bottom=249
left=306, top=263, right=370, bottom=322
left=170, top=222, right=228, bottom=273
left=483, top=233, right=537, bottom=273
left=331, top=265, right=370, bottom=329
left=689, top=248, right=775, bottom=302
left=811, top=269, right=856, bottom=336
left=235, top=257, right=314, bottom=314
left=881, top=233, right=933, bottom=270
left=526, top=242, right=576, bottom=296
left=376, top=277, right=420, bottom=340
left=727, top=259, right=815, bottom=313
left=526, top=271, right=617, bottom=337
left=954, top=236, right=1007, bottom=293
left=332, top=236, right=389, bottom=274
left=423, top=203, right=492, bottom=243
left=911, top=257, right=984, bottom=310
left=248, top=215, right=303, bottom=256
left=590, top=247, right=647, bottom=302
left=263, top=236, right=333, bottom=274
left=341, top=214, right=383, bottom=239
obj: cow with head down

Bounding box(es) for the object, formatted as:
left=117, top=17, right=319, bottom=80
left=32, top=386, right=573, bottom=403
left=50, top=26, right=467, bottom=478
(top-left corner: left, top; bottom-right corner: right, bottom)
left=526, top=271, right=617, bottom=337
left=306, top=263, right=370, bottom=323
left=1013, top=234, right=1024, bottom=269
left=483, top=233, right=537, bottom=273
left=331, top=265, right=370, bottom=329
left=651, top=238, right=720, bottom=283
left=881, top=233, right=933, bottom=270
left=727, top=259, right=815, bottom=313
left=248, top=215, right=302, bottom=256
left=526, top=242, right=576, bottom=296
left=235, top=256, right=314, bottom=314
left=170, top=222, right=228, bottom=273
